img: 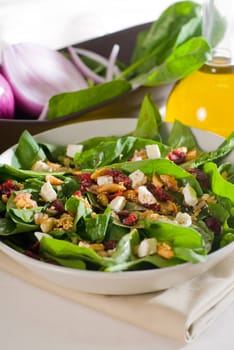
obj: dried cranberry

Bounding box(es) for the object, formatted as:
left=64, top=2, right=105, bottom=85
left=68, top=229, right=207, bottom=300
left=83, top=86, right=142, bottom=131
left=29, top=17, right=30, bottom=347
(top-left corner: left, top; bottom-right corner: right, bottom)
left=108, top=191, right=123, bottom=200
left=188, top=168, right=211, bottom=190
left=168, top=149, right=186, bottom=164
left=73, top=190, right=82, bottom=198
left=0, top=179, right=18, bottom=197
left=51, top=199, right=65, bottom=212
left=103, top=240, right=117, bottom=250
left=205, top=217, right=222, bottom=235
left=118, top=210, right=130, bottom=220
left=122, top=212, right=138, bottom=226
left=106, top=169, right=132, bottom=188
left=146, top=183, right=172, bottom=202
left=76, top=172, right=93, bottom=192
left=143, top=203, right=160, bottom=211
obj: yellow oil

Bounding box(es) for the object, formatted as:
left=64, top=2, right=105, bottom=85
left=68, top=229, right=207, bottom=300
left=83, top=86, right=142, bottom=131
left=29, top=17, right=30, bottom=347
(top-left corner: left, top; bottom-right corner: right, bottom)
left=165, top=61, right=234, bottom=137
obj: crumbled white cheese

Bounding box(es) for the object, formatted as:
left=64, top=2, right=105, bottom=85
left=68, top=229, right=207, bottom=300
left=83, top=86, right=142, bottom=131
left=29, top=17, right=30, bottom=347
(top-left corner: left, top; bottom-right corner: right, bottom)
left=66, top=144, right=83, bottom=158
left=137, top=185, right=157, bottom=205
left=182, top=183, right=198, bottom=207
left=137, top=238, right=157, bottom=258
left=97, top=175, right=113, bottom=186
left=145, top=144, right=161, bottom=159
left=32, top=160, right=51, bottom=172
left=175, top=212, right=192, bottom=227
left=109, top=196, right=126, bottom=212
left=129, top=169, right=147, bottom=189
left=40, top=181, right=57, bottom=202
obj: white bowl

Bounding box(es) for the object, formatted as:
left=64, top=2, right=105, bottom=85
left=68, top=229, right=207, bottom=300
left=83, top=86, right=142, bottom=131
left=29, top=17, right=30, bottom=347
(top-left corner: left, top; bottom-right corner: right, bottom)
left=0, top=118, right=233, bottom=295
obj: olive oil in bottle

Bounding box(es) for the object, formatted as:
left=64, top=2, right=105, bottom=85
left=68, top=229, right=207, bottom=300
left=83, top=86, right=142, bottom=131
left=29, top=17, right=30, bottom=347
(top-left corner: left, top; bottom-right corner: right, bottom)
left=165, top=0, right=234, bottom=137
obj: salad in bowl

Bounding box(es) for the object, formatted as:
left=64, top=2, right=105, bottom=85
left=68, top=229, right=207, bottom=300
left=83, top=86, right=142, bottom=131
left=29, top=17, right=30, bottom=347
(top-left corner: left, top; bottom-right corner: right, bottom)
left=0, top=95, right=233, bottom=294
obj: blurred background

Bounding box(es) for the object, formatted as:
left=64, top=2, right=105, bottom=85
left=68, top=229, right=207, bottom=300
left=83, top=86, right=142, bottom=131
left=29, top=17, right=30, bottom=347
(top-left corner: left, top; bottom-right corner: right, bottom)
left=0, top=0, right=201, bottom=50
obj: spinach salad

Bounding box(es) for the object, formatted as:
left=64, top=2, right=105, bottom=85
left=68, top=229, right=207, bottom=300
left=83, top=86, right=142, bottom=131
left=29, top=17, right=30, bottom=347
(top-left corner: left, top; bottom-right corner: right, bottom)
left=0, top=96, right=234, bottom=272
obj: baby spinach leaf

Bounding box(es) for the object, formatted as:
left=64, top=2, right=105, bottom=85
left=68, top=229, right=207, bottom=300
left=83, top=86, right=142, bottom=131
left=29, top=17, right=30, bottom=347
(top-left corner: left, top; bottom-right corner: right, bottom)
left=41, top=253, right=87, bottom=269
left=39, top=142, right=66, bottom=162
left=142, top=37, right=210, bottom=86
left=0, top=217, right=38, bottom=235
left=83, top=207, right=111, bottom=242
left=132, top=94, right=162, bottom=141
left=167, top=119, right=199, bottom=150
left=0, top=163, right=65, bottom=181
left=65, top=196, right=92, bottom=226
left=45, top=80, right=131, bottom=120
left=108, top=228, right=140, bottom=265
left=74, top=136, right=136, bottom=169
left=220, top=232, right=234, bottom=248
left=12, top=130, right=47, bottom=170
left=145, top=220, right=204, bottom=249
left=130, top=1, right=202, bottom=74
left=173, top=247, right=207, bottom=263
left=185, top=132, right=234, bottom=168
left=110, top=158, right=202, bottom=195
left=39, top=236, right=105, bottom=267
left=105, top=255, right=183, bottom=272
left=203, top=162, right=234, bottom=204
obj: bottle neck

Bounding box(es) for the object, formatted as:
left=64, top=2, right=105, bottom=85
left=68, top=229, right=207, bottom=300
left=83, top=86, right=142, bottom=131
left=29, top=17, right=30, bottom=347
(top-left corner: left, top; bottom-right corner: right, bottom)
left=203, top=0, right=234, bottom=66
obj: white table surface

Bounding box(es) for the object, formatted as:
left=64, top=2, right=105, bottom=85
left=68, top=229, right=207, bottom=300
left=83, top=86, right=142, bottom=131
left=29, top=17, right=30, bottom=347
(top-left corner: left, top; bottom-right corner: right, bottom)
left=0, top=1, right=233, bottom=349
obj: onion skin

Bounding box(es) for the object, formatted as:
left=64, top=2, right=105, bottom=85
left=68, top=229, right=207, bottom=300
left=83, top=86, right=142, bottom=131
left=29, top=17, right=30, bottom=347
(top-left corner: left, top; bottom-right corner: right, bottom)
left=0, top=73, right=15, bottom=119
left=1, top=43, right=88, bottom=118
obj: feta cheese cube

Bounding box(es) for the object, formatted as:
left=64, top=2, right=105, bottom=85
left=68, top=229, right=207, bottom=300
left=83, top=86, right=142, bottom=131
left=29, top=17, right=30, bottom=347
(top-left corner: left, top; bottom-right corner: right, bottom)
left=109, top=196, right=126, bottom=212
left=137, top=238, right=157, bottom=258
left=129, top=169, right=147, bottom=189
left=175, top=212, right=192, bottom=227
left=182, top=183, right=198, bottom=207
left=32, top=160, right=51, bottom=172
left=97, top=175, right=113, bottom=186
left=40, top=181, right=57, bottom=202
left=145, top=144, right=161, bottom=159
left=66, top=144, right=83, bottom=158
left=137, top=185, right=157, bottom=205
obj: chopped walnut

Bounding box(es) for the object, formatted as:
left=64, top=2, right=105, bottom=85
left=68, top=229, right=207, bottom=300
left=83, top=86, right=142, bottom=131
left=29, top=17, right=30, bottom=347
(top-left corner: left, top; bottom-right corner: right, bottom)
left=160, top=175, right=179, bottom=192
left=157, top=242, right=174, bottom=259
left=14, top=192, right=38, bottom=209
left=55, top=213, right=74, bottom=230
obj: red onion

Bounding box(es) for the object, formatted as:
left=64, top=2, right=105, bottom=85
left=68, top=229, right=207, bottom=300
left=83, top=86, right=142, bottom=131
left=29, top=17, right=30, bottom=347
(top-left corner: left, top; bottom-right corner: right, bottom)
left=0, top=73, right=15, bottom=119
left=1, top=43, right=88, bottom=118
left=68, top=46, right=105, bottom=84
left=69, top=46, right=121, bottom=79
left=106, top=44, right=120, bottom=81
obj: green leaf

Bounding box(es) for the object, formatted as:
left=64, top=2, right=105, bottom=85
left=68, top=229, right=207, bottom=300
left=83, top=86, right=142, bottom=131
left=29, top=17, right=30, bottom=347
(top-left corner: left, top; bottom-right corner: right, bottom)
left=12, top=130, right=46, bottom=170
left=184, top=132, right=234, bottom=168
left=145, top=220, right=204, bottom=249
left=0, top=217, right=38, bottom=236
left=220, top=232, right=234, bottom=248
left=74, top=136, right=136, bottom=169
left=130, top=1, right=202, bottom=74
left=203, top=162, right=234, bottom=204
left=143, top=37, right=210, bottom=86
left=167, top=119, right=199, bottom=150
left=0, top=164, right=64, bottom=181
left=105, top=254, right=183, bottom=272
left=132, top=94, right=162, bottom=141
left=45, top=80, right=131, bottom=120
left=84, top=207, right=111, bottom=242
left=110, top=158, right=203, bottom=195
left=109, top=228, right=140, bottom=265
left=39, top=236, right=105, bottom=267
left=65, top=196, right=92, bottom=226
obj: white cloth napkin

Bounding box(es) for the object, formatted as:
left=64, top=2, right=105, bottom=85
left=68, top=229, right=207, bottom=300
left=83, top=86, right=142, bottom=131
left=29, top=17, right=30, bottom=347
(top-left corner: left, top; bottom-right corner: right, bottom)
left=0, top=250, right=233, bottom=343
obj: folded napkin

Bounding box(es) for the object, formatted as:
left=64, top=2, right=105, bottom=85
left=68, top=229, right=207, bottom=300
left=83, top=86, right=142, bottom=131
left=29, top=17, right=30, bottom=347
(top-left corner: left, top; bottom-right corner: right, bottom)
left=0, top=250, right=233, bottom=343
